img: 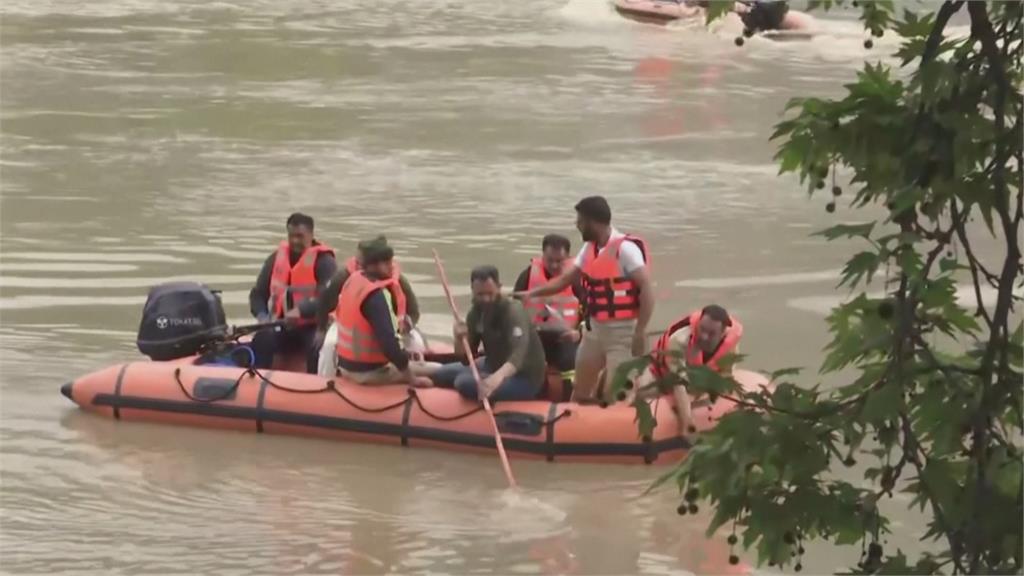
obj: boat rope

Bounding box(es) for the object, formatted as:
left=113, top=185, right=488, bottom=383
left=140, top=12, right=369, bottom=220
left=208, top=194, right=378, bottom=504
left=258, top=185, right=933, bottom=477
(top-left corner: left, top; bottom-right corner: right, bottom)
left=406, top=389, right=484, bottom=421
left=172, top=367, right=574, bottom=425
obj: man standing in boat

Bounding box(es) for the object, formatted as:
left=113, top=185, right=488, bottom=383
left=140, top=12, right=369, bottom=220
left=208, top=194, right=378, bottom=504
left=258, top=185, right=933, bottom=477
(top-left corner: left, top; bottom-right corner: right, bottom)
left=334, top=242, right=436, bottom=387
left=516, top=196, right=654, bottom=403
left=249, top=213, right=337, bottom=373
left=432, top=266, right=547, bottom=402
left=512, top=233, right=585, bottom=401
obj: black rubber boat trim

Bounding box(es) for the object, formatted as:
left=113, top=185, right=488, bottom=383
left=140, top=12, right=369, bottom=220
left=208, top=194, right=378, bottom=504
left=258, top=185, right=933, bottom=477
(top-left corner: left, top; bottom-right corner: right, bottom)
left=254, top=371, right=272, bottom=433
left=112, top=364, right=129, bottom=420
left=91, top=393, right=692, bottom=460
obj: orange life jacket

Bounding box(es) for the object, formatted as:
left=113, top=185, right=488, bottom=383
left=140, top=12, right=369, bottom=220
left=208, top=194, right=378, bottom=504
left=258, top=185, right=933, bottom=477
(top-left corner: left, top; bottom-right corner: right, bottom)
left=269, top=241, right=334, bottom=325
left=335, top=271, right=408, bottom=365
left=525, top=257, right=580, bottom=330
left=651, top=310, right=743, bottom=377
left=578, top=234, right=650, bottom=323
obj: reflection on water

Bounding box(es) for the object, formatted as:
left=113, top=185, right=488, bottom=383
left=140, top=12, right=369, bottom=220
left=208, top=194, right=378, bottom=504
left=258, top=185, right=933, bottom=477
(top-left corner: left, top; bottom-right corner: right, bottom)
left=1, top=0, right=942, bottom=572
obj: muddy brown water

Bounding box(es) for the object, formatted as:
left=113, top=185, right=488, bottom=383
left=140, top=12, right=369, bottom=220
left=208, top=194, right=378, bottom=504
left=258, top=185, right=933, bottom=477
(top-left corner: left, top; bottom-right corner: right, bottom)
left=1, top=1, right=965, bottom=573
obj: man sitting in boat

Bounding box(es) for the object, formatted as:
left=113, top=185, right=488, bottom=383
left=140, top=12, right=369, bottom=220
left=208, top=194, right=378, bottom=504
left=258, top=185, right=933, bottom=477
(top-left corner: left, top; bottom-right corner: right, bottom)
left=432, top=266, right=547, bottom=402
left=634, top=305, right=743, bottom=438
left=315, top=236, right=422, bottom=376
left=334, top=242, right=437, bottom=387
left=512, top=234, right=585, bottom=401
left=248, top=212, right=337, bottom=373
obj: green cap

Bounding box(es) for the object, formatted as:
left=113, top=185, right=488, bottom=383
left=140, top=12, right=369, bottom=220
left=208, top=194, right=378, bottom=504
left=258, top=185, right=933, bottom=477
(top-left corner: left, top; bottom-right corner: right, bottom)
left=360, top=235, right=394, bottom=265
left=357, top=235, right=389, bottom=255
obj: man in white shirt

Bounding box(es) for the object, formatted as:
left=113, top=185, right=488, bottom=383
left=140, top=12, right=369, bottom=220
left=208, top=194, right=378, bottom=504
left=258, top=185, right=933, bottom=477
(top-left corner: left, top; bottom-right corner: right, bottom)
left=516, top=196, right=655, bottom=403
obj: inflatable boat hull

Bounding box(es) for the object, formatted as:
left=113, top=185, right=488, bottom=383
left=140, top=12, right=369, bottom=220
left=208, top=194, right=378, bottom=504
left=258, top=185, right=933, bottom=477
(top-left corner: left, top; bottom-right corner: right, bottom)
left=61, top=358, right=768, bottom=465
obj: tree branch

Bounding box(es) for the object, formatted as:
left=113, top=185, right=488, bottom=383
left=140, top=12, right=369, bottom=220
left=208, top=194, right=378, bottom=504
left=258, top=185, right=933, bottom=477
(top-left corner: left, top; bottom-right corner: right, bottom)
left=964, top=5, right=1020, bottom=572
left=951, top=199, right=996, bottom=329
left=922, top=2, right=965, bottom=66
left=899, top=412, right=967, bottom=575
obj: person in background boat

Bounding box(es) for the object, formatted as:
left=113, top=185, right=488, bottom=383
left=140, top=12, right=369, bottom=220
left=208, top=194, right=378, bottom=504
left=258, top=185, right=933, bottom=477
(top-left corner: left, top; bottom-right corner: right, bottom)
left=515, top=196, right=654, bottom=404
left=432, top=266, right=546, bottom=402
left=335, top=241, right=438, bottom=387
left=249, top=212, right=337, bottom=373
left=687, top=0, right=813, bottom=32
left=634, top=304, right=743, bottom=439
left=512, top=233, right=585, bottom=400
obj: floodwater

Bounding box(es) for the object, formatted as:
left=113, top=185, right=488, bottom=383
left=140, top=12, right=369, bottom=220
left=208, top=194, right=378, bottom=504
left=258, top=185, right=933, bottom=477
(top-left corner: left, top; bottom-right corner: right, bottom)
left=0, top=0, right=961, bottom=573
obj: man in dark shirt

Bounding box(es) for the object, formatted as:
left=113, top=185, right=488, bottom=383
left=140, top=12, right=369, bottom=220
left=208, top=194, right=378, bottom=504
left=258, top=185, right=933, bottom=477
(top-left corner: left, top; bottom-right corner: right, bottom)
left=432, top=266, right=546, bottom=402
left=315, top=236, right=420, bottom=347
left=334, top=243, right=437, bottom=387
left=248, top=213, right=337, bottom=373
left=512, top=234, right=585, bottom=391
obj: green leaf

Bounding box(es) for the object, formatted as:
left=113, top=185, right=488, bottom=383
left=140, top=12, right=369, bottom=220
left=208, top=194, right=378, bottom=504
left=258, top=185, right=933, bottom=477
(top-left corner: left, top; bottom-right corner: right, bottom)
left=938, top=256, right=965, bottom=273
left=685, top=365, right=742, bottom=396
left=703, top=0, right=733, bottom=24
left=861, top=382, right=902, bottom=423
left=768, top=367, right=804, bottom=381
left=919, top=459, right=966, bottom=520
left=992, top=454, right=1022, bottom=500
left=814, top=221, right=877, bottom=241
left=894, top=9, right=935, bottom=39
left=609, top=355, right=651, bottom=399
left=839, top=251, right=882, bottom=288
left=633, top=398, right=657, bottom=439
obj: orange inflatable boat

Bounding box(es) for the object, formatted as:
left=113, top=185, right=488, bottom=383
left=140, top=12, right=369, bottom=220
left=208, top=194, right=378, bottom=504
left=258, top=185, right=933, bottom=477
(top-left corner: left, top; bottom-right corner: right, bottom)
left=61, top=352, right=768, bottom=465
left=60, top=281, right=768, bottom=464
left=612, top=0, right=700, bottom=24
left=612, top=0, right=816, bottom=34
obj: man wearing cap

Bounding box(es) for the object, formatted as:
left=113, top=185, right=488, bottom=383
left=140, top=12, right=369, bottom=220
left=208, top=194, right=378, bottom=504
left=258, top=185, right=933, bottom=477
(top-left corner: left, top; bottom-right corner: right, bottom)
left=315, top=236, right=423, bottom=377
left=333, top=241, right=438, bottom=386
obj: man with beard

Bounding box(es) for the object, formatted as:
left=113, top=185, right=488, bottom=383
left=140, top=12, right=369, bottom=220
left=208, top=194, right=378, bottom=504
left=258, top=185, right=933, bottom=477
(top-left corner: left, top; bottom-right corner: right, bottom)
left=431, top=266, right=546, bottom=403
left=634, top=304, right=744, bottom=439
left=516, top=196, right=654, bottom=403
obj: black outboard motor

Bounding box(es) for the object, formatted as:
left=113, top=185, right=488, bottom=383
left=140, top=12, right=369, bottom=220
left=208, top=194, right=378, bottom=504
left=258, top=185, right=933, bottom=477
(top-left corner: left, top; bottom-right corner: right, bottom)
left=137, top=281, right=228, bottom=361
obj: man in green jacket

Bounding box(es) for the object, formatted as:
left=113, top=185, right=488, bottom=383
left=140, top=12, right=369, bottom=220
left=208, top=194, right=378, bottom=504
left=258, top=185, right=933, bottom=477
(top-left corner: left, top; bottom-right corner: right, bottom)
left=431, top=266, right=546, bottom=402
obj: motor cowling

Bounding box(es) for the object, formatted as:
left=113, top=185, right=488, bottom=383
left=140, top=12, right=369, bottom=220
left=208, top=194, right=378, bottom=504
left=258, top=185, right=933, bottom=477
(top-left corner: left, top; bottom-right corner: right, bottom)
left=137, top=281, right=228, bottom=361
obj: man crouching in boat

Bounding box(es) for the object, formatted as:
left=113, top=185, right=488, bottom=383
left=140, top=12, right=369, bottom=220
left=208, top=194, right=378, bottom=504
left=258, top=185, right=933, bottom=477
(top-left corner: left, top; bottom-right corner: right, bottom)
left=334, top=242, right=437, bottom=388
left=249, top=213, right=337, bottom=373
left=633, top=304, right=743, bottom=439
left=431, top=266, right=547, bottom=402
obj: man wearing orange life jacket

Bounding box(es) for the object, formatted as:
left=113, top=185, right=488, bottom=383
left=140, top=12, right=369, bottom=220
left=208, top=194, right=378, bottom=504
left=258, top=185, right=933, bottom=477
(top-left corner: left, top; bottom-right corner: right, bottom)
left=249, top=213, right=337, bottom=373
left=512, top=234, right=586, bottom=399
left=314, top=236, right=421, bottom=349
left=635, top=304, right=743, bottom=439
left=516, top=196, right=655, bottom=403
left=334, top=242, right=438, bottom=387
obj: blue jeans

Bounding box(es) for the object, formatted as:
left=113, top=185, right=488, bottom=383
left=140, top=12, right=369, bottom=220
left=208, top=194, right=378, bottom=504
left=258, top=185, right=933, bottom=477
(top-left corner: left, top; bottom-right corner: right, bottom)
left=431, top=359, right=538, bottom=402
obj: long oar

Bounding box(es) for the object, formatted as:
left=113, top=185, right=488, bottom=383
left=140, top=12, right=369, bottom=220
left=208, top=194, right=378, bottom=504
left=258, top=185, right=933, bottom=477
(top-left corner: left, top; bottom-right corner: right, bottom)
left=432, top=250, right=517, bottom=489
